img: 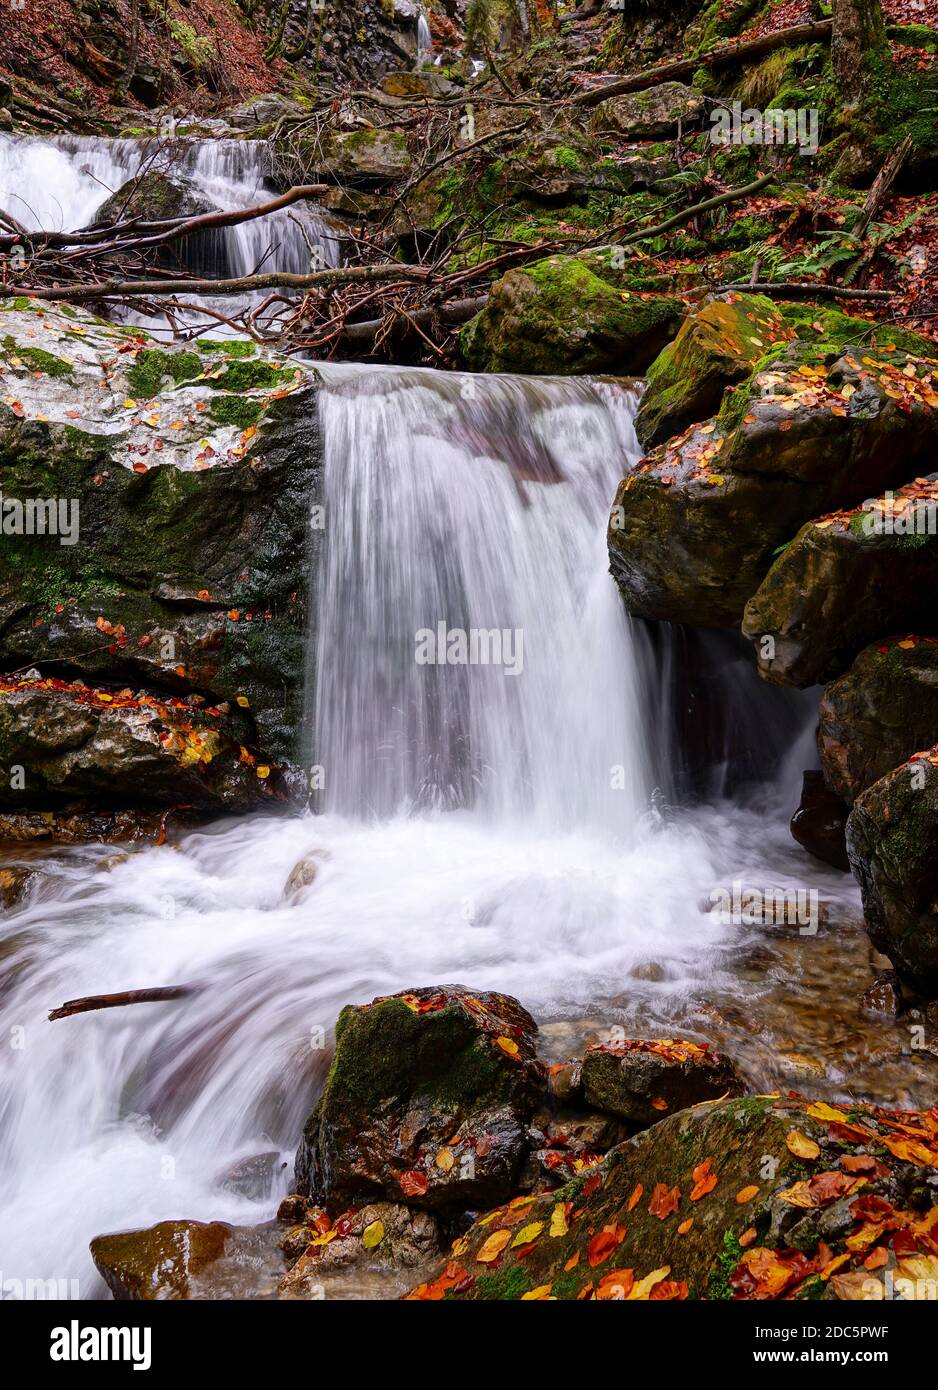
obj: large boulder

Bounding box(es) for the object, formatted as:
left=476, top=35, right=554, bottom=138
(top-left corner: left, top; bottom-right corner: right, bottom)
left=91, top=1221, right=231, bottom=1300
left=580, top=1037, right=744, bottom=1128
left=819, top=637, right=938, bottom=804
left=407, top=1094, right=938, bottom=1300
left=847, top=752, right=938, bottom=994
left=610, top=341, right=938, bottom=628
left=459, top=256, right=684, bottom=376
left=0, top=675, right=280, bottom=811
left=589, top=82, right=706, bottom=139
left=91, top=171, right=211, bottom=227
left=294, top=985, right=546, bottom=1214
left=636, top=292, right=789, bottom=450
left=742, top=478, right=938, bottom=687
left=0, top=299, right=322, bottom=822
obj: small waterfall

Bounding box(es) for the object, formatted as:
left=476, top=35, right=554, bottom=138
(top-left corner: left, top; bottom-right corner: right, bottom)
left=0, top=133, right=341, bottom=332
left=417, top=11, right=433, bottom=62
left=311, top=365, right=652, bottom=830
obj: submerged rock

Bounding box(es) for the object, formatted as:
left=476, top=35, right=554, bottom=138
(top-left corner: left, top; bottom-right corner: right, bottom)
left=284, top=849, right=329, bottom=901
left=0, top=865, right=34, bottom=910
left=818, top=638, right=938, bottom=804
left=847, top=751, right=938, bottom=995
left=406, top=1094, right=938, bottom=1300
left=790, top=771, right=851, bottom=873
left=294, top=985, right=545, bottom=1213
left=459, top=255, right=683, bottom=376
left=580, top=1038, right=743, bottom=1127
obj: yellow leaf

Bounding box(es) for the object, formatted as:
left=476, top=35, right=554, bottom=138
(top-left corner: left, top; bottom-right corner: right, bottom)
left=495, top=1036, right=519, bottom=1057
left=236, top=695, right=250, bottom=707
left=627, top=1265, right=671, bottom=1300
left=806, top=1102, right=848, bottom=1124
left=256, top=765, right=271, bottom=779
left=476, top=1229, right=512, bottom=1263
left=521, top=1284, right=554, bottom=1300
left=549, top=1205, right=568, bottom=1238
left=435, top=1147, right=455, bottom=1172
left=786, top=1130, right=820, bottom=1160
left=512, top=1221, right=544, bottom=1248
left=362, top=1219, right=385, bottom=1249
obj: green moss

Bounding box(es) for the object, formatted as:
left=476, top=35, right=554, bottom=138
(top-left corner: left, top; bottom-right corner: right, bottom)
left=210, top=360, right=299, bottom=393
left=474, top=1264, right=531, bottom=1300
left=127, top=348, right=203, bottom=399
left=208, top=396, right=263, bottom=429
left=199, top=340, right=256, bottom=358
left=707, top=1227, right=745, bottom=1300
left=1, top=339, right=73, bottom=377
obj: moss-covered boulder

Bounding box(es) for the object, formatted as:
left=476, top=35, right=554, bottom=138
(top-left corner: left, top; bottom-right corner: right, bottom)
left=742, top=478, right=938, bottom=687
left=589, top=81, right=706, bottom=139
left=407, top=1093, right=938, bottom=1300
left=0, top=675, right=281, bottom=811
left=0, top=299, right=323, bottom=820
left=610, top=341, right=938, bottom=627
left=91, top=171, right=211, bottom=226
left=635, top=292, right=788, bottom=450
left=295, top=126, right=411, bottom=184
left=294, top=985, right=546, bottom=1214
left=459, top=255, right=683, bottom=376
left=819, top=638, right=938, bottom=805
left=847, top=752, right=938, bottom=994
left=581, top=1038, right=744, bottom=1128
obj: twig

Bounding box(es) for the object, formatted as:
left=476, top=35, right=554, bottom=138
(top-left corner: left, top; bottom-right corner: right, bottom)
left=49, top=983, right=201, bottom=1021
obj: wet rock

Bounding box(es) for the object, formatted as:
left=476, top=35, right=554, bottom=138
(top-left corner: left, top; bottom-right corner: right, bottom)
left=279, top=1202, right=441, bottom=1294
left=636, top=293, right=787, bottom=450
left=0, top=807, right=197, bottom=845
left=580, top=1038, right=743, bottom=1128
left=847, top=753, right=938, bottom=994
left=744, top=481, right=938, bottom=688
left=460, top=255, right=682, bottom=377
left=0, top=865, right=34, bottom=910
left=589, top=81, right=705, bottom=139
left=546, top=1061, right=582, bottom=1108
left=217, top=1150, right=286, bottom=1200
left=860, top=971, right=904, bottom=1019
left=790, top=771, right=851, bottom=873
left=284, top=849, right=328, bottom=902
left=91, top=171, right=210, bottom=227
left=294, top=985, right=545, bottom=1213
left=407, top=1094, right=938, bottom=1300
left=0, top=679, right=281, bottom=813
left=91, top=1220, right=231, bottom=1300
left=611, top=339, right=938, bottom=629
left=309, top=127, right=411, bottom=184
left=818, top=638, right=938, bottom=804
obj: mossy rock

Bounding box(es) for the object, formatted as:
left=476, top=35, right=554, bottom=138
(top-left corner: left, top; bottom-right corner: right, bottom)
left=636, top=292, right=789, bottom=450
left=294, top=986, right=546, bottom=1215
left=406, top=1091, right=938, bottom=1300
left=819, top=638, right=938, bottom=805
left=589, top=81, right=706, bottom=140
left=459, top=256, right=683, bottom=376
left=847, top=755, right=938, bottom=994
left=91, top=1221, right=231, bottom=1299
left=91, top=171, right=211, bottom=227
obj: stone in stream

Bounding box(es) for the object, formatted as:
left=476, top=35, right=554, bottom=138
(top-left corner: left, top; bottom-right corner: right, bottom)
left=459, top=254, right=683, bottom=376
left=610, top=325, right=938, bottom=628
left=278, top=1201, right=442, bottom=1295
left=283, top=849, right=329, bottom=901
left=90, top=171, right=211, bottom=227
left=0, top=865, right=34, bottom=910
left=847, top=749, right=938, bottom=996
left=818, top=638, right=938, bottom=804
left=579, top=1037, right=744, bottom=1128
left=790, top=771, right=851, bottom=873
left=294, top=985, right=546, bottom=1213
left=91, top=1220, right=232, bottom=1300
left=406, top=1093, right=938, bottom=1301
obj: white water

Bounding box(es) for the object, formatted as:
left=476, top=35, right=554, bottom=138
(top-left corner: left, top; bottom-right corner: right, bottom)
left=0, top=367, right=834, bottom=1299
left=0, top=133, right=340, bottom=334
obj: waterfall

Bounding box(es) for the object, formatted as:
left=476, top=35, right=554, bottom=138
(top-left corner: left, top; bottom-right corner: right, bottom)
left=0, top=133, right=340, bottom=332
left=417, top=12, right=433, bottom=62
left=312, top=365, right=651, bottom=829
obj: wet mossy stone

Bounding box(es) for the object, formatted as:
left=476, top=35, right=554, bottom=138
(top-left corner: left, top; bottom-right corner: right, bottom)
left=847, top=755, right=938, bottom=995
left=818, top=638, right=938, bottom=805
left=636, top=292, right=789, bottom=450
left=580, top=1039, right=744, bottom=1129
left=91, top=171, right=212, bottom=227
left=294, top=986, right=546, bottom=1215
left=459, top=255, right=683, bottom=376
left=91, top=1221, right=231, bottom=1300
left=407, top=1092, right=938, bottom=1300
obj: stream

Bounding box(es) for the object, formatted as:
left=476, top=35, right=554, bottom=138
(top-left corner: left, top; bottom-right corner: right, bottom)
left=0, top=132, right=932, bottom=1301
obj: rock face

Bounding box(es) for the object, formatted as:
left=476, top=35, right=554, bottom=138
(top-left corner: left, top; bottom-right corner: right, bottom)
left=611, top=338, right=938, bottom=628
left=0, top=299, right=323, bottom=824
left=743, top=481, right=938, bottom=688
left=407, top=1094, right=938, bottom=1301
left=459, top=255, right=683, bottom=376
left=294, top=985, right=546, bottom=1214
left=580, top=1038, right=743, bottom=1127
left=589, top=82, right=705, bottom=139
left=636, top=293, right=786, bottom=450
left=847, top=752, right=938, bottom=994
left=91, top=1221, right=231, bottom=1300
left=818, top=638, right=938, bottom=804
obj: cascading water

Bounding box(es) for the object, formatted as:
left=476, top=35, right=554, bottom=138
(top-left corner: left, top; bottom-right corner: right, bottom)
left=0, top=133, right=341, bottom=333
left=0, top=365, right=860, bottom=1300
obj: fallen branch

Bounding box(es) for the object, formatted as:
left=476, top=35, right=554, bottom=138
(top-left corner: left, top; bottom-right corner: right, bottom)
left=340, top=295, right=487, bottom=347
left=49, top=983, right=201, bottom=1021
left=712, top=280, right=893, bottom=301
left=618, top=173, right=775, bottom=246
left=4, top=263, right=431, bottom=303
left=854, top=135, right=914, bottom=242
left=572, top=19, right=833, bottom=106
